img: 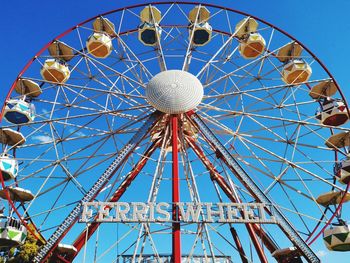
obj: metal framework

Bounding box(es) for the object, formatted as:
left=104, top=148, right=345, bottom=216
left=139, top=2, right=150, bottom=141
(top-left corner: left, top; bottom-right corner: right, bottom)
left=185, top=135, right=278, bottom=257
left=0, top=2, right=349, bottom=263
left=188, top=112, right=320, bottom=262
left=71, top=140, right=160, bottom=257
left=33, top=112, right=159, bottom=262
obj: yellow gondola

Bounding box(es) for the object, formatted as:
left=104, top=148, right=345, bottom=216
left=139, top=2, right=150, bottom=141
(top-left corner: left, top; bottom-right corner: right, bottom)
left=239, top=33, right=265, bottom=59
left=138, top=6, right=162, bottom=46
left=277, top=42, right=303, bottom=63
left=235, top=17, right=265, bottom=59
left=316, top=191, right=350, bottom=206
left=325, top=132, right=350, bottom=148
left=48, top=41, right=75, bottom=62
left=87, top=32, right=113, bottom=58
left=41, top=59, right=70, bottom=83
left=309, top=80, right=337, bottom=100
left=281, top=59, right=312, bottom=85
left=188, top=6, right=212, bottom=46
left=15, top=79, right=42, bottom=98
left=0, top=187, right=34, bottom=202
left=0, top=128, right=25, bottom=146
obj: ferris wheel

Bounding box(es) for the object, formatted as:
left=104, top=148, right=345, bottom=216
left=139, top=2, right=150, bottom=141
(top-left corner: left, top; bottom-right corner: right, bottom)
left=1, top=2, right=350, bottom=262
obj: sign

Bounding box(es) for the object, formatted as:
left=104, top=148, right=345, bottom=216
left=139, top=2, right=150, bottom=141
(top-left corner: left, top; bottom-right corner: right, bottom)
left=80, top=202, right=277, bottom=224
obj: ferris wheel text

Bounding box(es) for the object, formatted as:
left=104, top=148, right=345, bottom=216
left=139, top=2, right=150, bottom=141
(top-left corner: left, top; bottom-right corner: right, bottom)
left=80, top=202, right=277, bottom=224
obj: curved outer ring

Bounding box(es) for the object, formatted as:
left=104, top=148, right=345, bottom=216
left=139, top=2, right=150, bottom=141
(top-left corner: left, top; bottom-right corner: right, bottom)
left=0, top=1, right=347, bottom=247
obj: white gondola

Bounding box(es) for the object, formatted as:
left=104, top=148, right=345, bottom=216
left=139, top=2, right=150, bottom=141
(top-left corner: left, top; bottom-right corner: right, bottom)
left=239, top=32, right=265, bottom=59
left=40, top=59, right=70, bottom=83
left=316, top=99, right=348, bottom=126
left=0, top=215, right=27, bottom=248
left=4, top=98, right=35, bottom=124
left=334, top=157, right=350, bottom=184
left=86, top=32, right=113, bottom=58
left=188, top=6, right=212, bottom=46
left=0, top=187, right=34, bottom=202
left=324, top=223, right=350, bottom=251
left=0, top=128, right=25, bottom=146
left=281, top=59, right=312, bottom=85
left=15, top=79, right=42, bottom=98
left=0, top=154, right=18, bottom=181
left=138, top=6, right=162, bottom=46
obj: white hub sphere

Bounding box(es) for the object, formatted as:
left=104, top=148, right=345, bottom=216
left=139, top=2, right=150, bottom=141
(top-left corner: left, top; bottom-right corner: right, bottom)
left=146, top=70, right=203, bottom=114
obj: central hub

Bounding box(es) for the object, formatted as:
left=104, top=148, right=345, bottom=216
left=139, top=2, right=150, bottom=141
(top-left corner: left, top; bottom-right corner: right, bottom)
left=146, top=70, right=204, bottom=114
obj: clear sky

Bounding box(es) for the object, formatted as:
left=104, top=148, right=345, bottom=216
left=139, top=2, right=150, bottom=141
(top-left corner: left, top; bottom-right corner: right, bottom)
left=1, top=0, right=350, bottom=262
left=2, top=0, right=350, bottom=99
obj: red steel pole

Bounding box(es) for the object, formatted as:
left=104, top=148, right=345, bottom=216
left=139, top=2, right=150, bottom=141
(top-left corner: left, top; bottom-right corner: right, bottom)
left=171, top=115, right=181, bottom=263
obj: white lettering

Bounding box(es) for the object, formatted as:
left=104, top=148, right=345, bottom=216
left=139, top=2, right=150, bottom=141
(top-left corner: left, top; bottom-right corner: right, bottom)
left=80, top=202, right=277, bottom=224
left=156, top=202, right=170, bottom=222
left=97, top=202, right=112, bottom=222
left=148, top=203, right=155, bottom=221
left=115, top=202, right=130, bottom=222
left=81, top=202, right=97, bottom=222
left=177, top=203, right=202, bottom=222
left=217, top=203, right=227, bottom=223
left=227, top=203, right=239, bottom=221
left=132, top=202, right=147, bottom=221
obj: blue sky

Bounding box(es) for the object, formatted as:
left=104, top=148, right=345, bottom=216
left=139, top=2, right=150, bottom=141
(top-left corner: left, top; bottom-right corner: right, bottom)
left=2, top=0, right=350, bottom=262
left=2, top=0, right=350, bottom=100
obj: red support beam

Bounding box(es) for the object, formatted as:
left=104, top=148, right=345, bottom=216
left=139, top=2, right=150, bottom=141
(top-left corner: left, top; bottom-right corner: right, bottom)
left=171, top=115, right=181, bottom=263
left=211, top=171, right=268, bottom=263
left=56, top=254, right=71, bottom=263
left=185, top=137, right=271, bottom=263
left=230, top=227, right=248, bottom=263
left=210, top=167, right=277, bottom=253
left=67, top=141, right=159, bottom=261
